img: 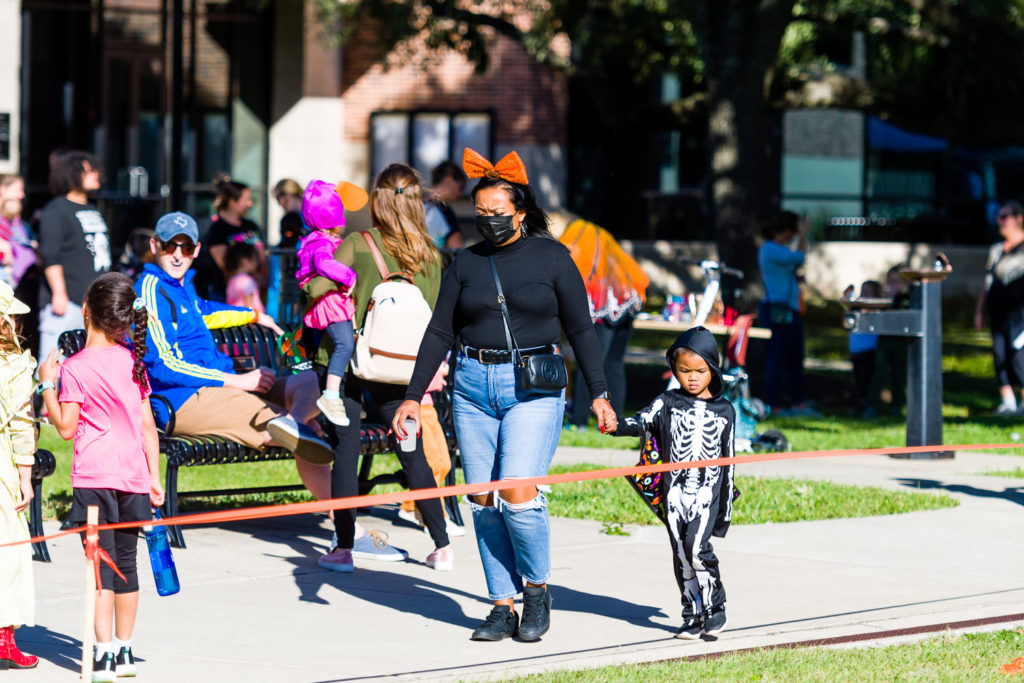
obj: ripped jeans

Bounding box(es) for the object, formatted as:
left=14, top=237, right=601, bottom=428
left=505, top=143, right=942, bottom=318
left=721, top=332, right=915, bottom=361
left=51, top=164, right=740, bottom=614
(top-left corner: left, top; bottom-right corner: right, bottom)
left=452, top=353, right=564, bottom=600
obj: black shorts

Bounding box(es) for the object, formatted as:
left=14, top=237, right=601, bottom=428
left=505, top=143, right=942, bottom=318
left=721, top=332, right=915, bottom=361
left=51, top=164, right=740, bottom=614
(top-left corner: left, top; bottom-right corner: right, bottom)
left=72, top=488, right=151, bottom=593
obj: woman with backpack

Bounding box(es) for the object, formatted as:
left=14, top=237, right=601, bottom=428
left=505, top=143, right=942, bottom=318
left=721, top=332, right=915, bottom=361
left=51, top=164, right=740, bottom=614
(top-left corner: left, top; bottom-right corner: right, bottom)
left=304, top=163, right=451, bottom=573
left=394, top=149, right=616, bottom=643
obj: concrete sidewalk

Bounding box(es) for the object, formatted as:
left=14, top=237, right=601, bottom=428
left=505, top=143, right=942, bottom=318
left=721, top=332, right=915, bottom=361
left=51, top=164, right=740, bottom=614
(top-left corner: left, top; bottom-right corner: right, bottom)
left=14, top=447, right=1024, bottom=681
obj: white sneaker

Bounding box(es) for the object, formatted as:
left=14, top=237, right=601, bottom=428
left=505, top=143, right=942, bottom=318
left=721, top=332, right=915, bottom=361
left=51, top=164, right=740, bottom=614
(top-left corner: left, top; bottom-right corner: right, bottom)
left=316, top=394, right=350, bottom=426
left=446, top=518, right=466, bottom=537
left=425, top=545, right=454, bottom=571
left=317, top=547, right=354, bottom=572
left=267, top=416, right=334, bottom=464
left=397, top=508, right=424, bottom=528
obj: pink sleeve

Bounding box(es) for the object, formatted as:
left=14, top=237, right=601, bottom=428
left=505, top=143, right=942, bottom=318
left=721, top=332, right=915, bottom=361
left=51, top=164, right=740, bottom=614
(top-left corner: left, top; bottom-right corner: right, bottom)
left=58, top=364, right=85, bottom=404
left=421, top=362, right=448, bottom=404
left=313, top=243, right=357, bottom=289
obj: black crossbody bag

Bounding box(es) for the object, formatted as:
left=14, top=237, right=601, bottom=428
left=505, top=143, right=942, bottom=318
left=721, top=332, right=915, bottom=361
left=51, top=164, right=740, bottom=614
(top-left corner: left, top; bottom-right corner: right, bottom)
left=487, top=250, right=568, bottom=396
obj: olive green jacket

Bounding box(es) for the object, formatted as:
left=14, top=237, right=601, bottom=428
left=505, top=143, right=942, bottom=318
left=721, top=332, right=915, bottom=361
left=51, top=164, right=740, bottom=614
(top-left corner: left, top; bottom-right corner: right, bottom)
left=303, top=228, right=442, bottom=366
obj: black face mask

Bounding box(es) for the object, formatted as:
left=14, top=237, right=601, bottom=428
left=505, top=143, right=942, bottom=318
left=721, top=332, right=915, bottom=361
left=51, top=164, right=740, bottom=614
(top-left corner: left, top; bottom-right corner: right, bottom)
left=476, top=215, right=517, bottom=245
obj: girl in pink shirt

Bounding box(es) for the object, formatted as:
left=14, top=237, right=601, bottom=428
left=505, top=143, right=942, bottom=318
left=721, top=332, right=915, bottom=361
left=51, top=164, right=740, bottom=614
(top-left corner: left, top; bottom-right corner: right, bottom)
left=225, top=241, right=265, bottom=313
left=38, top=272, right=162, bottom=682
left=296, top=179, right=364, bottom=427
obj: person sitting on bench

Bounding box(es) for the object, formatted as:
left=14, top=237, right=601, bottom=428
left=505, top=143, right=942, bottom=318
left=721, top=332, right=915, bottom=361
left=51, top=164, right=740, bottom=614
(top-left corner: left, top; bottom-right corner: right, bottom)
left=134, top=211, right=332, bottom=477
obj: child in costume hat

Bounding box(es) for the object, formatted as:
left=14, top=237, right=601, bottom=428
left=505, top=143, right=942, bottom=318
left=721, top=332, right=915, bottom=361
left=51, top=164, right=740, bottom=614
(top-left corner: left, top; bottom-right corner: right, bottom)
left=0, top=281, right=39, bottom=669
left=607, top=326, right=736, bottom=639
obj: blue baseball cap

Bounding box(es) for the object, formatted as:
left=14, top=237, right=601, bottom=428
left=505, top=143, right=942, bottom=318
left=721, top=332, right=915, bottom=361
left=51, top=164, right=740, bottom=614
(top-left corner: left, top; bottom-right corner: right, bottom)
left=155, top=211, right=199, bottom=243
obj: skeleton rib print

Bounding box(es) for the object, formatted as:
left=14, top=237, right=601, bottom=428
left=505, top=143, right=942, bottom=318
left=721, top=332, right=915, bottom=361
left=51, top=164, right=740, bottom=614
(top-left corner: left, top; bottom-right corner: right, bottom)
left=669, top=401, right=727, bottom=491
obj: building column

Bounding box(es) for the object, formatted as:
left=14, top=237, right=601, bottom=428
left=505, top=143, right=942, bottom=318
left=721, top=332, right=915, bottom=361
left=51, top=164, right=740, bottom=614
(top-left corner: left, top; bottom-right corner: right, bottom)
left=0, top=0, right=21, bottom=174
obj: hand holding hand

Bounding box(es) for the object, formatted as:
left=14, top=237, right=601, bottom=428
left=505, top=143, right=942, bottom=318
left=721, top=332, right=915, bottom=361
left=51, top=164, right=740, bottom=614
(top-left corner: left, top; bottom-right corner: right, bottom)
left=591, top=398, right=618, bottom=434
left=392, top=400, right=421, bottom=440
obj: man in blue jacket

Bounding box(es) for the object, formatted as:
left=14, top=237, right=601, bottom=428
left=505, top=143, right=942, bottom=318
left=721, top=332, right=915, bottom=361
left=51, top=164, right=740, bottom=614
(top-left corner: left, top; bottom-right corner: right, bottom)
left=134, top=211, right=332, bottom=465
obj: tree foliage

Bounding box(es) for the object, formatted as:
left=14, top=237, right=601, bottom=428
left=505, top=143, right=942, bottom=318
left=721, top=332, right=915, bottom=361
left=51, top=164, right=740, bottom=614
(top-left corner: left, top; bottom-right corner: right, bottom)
left=319, top=0, right=1024, bottom=143
left=319, top=0, right=1024, bottom=277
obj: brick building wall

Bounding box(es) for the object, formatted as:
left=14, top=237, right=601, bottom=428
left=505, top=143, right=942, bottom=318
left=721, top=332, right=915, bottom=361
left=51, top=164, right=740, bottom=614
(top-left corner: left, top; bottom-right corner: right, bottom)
left=341, top=31, right=567, bottom=148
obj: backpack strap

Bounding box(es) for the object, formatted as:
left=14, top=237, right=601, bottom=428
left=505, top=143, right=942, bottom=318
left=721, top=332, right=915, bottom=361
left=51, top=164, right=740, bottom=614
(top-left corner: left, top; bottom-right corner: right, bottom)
left=360, top=231, right=413, bottom=283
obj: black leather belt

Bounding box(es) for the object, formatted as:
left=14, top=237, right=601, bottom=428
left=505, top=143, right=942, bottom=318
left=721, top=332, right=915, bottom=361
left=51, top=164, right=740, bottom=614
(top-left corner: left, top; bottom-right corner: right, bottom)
left=463, top=344, right=556, bottom=365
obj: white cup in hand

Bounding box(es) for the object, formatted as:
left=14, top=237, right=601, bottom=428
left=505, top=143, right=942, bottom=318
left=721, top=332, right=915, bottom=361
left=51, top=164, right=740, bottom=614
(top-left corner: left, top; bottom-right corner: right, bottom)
left=398, top=419, right=417, bottom=453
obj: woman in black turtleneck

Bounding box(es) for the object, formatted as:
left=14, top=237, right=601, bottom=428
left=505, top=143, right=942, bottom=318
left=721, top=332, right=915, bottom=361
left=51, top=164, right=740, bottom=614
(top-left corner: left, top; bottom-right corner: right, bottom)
left=394, top=148, right=617, bottom=643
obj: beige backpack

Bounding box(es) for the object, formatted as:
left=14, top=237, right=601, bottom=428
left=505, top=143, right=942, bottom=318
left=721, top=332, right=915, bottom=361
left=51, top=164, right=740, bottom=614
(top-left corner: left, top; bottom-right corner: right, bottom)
left=349, top=232, right=433, bottom=384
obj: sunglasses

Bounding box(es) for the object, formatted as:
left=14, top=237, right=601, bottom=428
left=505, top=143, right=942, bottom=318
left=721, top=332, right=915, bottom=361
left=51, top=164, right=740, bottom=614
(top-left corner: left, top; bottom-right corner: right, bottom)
left=160, top=240, right=196, bottom=257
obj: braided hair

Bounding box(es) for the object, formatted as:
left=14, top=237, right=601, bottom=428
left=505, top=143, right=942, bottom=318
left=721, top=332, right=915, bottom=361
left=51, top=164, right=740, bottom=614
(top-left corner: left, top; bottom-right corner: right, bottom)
left=84, top=272, right=150, bottom=393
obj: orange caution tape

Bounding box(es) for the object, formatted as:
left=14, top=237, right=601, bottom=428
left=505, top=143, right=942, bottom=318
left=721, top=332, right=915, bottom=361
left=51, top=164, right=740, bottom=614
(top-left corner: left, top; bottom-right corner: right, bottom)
left=5, top=441, right=1021, bottom=549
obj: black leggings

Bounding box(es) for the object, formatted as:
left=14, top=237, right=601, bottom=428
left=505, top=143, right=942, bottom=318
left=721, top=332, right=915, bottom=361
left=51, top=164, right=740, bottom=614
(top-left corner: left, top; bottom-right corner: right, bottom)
left=328, top=376, right=450, bottom=550
left=992, top=320, right=1024, bottom=388
left=72, top=488, right=147, bottom=593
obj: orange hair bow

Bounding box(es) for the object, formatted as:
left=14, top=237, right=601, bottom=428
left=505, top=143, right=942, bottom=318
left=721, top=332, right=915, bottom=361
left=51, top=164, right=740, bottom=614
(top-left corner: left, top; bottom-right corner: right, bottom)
left=462, top=148, right=529, bottom=186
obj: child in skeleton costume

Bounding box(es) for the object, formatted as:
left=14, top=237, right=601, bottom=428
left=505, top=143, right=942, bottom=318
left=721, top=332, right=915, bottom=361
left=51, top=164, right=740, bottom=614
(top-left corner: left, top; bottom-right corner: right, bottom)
left=610, top=326, right=735, bottom=639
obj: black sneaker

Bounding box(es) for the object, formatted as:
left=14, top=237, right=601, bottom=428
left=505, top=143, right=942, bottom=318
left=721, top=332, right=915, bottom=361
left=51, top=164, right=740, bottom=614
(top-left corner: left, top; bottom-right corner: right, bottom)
left=91, top=650, right=116, bottom=683
left=517, top=585, right=552, bottom=642
left=674, top=614, right=702, bottom=640
left=470, top=605, right=519, bottom=641
left=704, top=606, right=728, bottom=636
left=115, top=645, right=136, bottom=677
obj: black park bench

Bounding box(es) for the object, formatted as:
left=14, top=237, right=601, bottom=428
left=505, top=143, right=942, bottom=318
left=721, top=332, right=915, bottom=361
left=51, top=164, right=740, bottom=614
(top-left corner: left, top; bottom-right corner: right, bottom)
left=58, top=324, right=462, bottom=548
left=29, top=449, right=55, bottom=562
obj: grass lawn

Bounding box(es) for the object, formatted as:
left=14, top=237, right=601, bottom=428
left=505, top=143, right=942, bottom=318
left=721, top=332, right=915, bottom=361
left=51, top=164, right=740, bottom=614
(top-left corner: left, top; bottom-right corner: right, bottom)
left=35, top=302, right=999, bottom=522
left=562, top=305, right=1024, bottom=456
left=37, top=425, right=312, bottom=521
left=511, top=628, right=1024, bottom=682
left=545, top=463, right=957, bottom=527
left=982, top=468, right=1024, bottom=478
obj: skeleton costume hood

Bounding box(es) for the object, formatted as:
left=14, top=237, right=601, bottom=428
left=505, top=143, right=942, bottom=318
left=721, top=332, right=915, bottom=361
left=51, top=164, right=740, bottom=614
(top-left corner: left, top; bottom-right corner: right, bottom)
left=666, top=326, right=724, bottom=399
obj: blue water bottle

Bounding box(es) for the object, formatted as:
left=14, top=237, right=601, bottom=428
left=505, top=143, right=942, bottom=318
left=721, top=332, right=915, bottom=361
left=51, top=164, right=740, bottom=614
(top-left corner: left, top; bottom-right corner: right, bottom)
left=144, top=510, right=180, bottom=596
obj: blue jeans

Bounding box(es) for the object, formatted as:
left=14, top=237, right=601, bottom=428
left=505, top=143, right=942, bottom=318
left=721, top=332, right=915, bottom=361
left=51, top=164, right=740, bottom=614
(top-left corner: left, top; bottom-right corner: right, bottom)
left=759, top=303, right=805, bottom=409
left=325, top=320, right=355, bottom=380
left=453, top=354, right=564, bottom=601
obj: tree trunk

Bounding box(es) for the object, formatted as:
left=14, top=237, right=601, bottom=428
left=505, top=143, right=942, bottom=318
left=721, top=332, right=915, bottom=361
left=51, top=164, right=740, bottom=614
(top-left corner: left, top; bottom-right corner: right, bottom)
left=694, top=0, right=794, bottom=305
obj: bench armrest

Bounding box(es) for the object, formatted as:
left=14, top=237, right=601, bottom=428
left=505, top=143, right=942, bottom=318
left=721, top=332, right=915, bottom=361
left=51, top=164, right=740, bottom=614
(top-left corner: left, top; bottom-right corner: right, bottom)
left=150, top=393, right=177, bottom=436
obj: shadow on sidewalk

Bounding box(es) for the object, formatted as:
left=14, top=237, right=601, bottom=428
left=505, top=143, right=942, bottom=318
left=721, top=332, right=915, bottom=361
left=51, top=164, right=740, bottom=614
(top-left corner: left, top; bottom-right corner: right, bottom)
left=18, top=624, right=82, bottom=673
left=213, top=515, right=674, bottom=633
left=895, top=478, right=1024, bottom=507
left=549, top=585, right=672, bottom=633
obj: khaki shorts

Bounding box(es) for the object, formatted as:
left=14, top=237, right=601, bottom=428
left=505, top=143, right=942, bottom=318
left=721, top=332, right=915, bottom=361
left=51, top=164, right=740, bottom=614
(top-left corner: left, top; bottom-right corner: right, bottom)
left=173, top=378, right=289, bottom=449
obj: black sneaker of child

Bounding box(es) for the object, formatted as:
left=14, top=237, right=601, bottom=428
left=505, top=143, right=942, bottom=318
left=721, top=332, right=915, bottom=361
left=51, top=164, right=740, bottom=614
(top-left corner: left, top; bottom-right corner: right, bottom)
left=674, top=614, right=703, bottom=640
left=115, top=645, right=137, bottom=677
left=92, top=650, right=116, bottom=683
left=517, top=585, right=552, bottom=641
left=704, top=606, right=728, bottom=636
left=470, top=605, right=519, bottom=641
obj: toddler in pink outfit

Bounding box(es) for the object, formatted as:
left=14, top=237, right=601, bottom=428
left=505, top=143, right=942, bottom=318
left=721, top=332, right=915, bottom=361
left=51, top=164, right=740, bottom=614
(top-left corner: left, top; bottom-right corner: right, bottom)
left=296, top=180, right=359, bottom=426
